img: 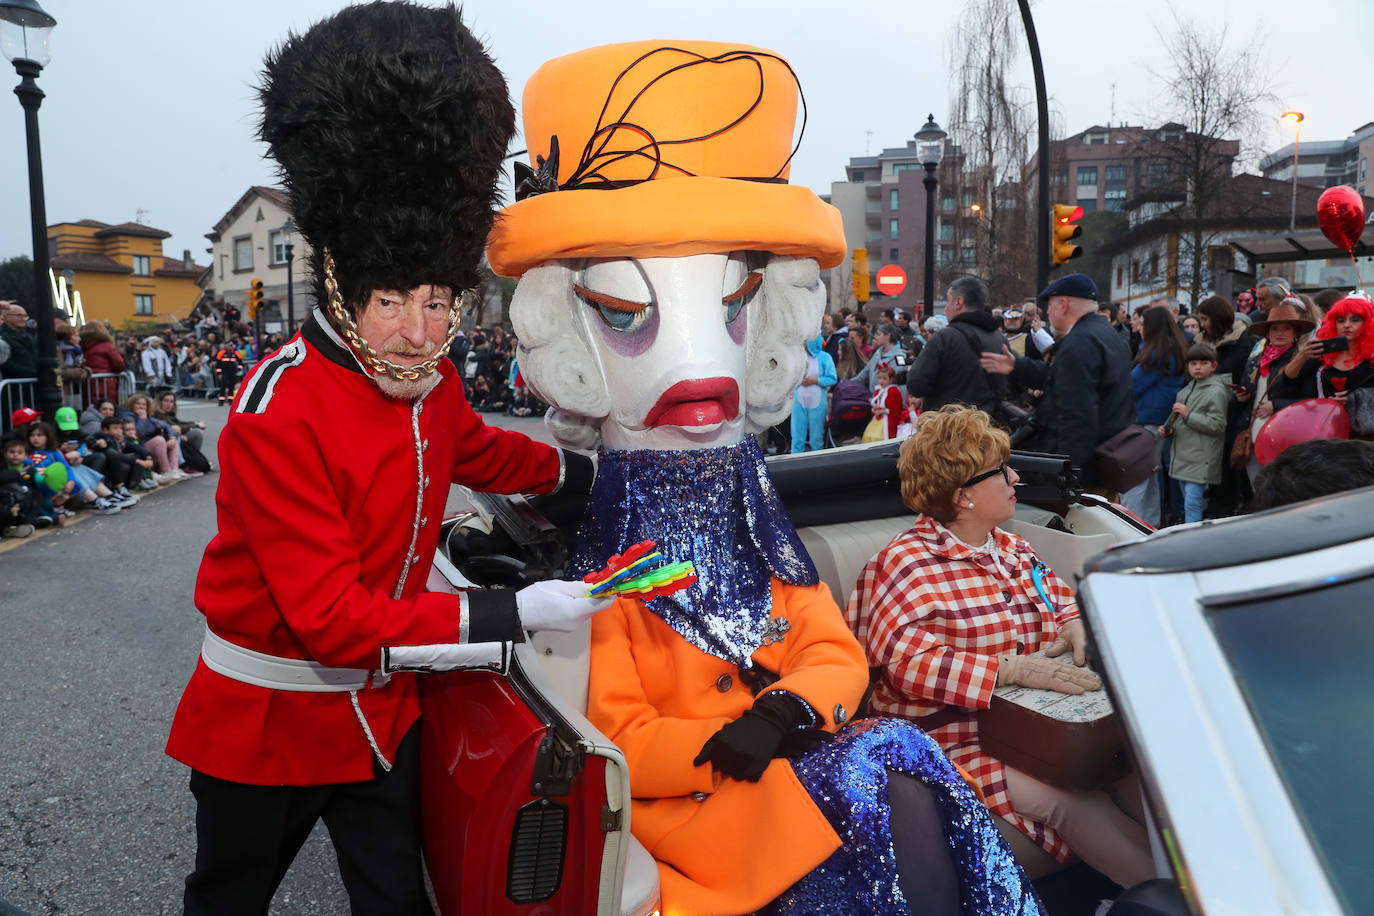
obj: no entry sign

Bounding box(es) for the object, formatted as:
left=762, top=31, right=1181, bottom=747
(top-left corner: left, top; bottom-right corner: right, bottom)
left=875, top=264, right=907, bottom=296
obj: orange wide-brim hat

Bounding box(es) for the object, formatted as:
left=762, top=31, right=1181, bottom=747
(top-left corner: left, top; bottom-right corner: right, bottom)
left=486, top=40, right=846, bottom=278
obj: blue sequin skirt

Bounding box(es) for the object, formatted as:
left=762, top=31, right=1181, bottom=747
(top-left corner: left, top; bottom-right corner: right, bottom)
left=760, top=718, right=1043, bottom=916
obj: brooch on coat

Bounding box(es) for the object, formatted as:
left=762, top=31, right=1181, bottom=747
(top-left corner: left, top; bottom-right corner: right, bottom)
left=760, top=615, right=791, bottom=646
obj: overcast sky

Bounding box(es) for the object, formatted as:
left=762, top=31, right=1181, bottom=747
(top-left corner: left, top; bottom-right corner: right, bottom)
left=1, top=0, right=1369, bottom=266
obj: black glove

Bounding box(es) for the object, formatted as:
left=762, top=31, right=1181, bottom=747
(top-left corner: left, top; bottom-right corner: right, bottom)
left=693, top=692, right=821, bottom=782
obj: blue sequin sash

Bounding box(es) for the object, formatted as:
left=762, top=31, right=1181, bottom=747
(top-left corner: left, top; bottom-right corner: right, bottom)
left=569, top=438, right=819, bottom=667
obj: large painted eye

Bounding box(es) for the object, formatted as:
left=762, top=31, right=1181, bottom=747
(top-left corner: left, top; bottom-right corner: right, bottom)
left=721, top=252, right=761, bottom=324
left=576, top=260, right=654, bottom=333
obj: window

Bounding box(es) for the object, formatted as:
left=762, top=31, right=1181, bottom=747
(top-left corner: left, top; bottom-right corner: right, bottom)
left=1116, top=265, right=1124, bottom=287
left=1147, top=161, right=1168, bottom=187
left=1052, top=169, right=1068, bottom=185
left=961, top=191, right=974, bottom=208
left=1077, top=166, right=1098, bottom=185
left=233, top=236, right=253, bottom=271
left=1149, top=252, right=1159, bottom=277
left=269, top=230, right=288, bottom=266
left=1131, top=260, right=1140, bottom=283
left=1077, top=198, right=1097, bottom=213
left=1104, top=189, right=1127, bottom=211
left=889, top=219, right=899, bottom=240
left=1085, top=131, right=1108, bottom=145
left=1361, top=157, right=1367, bottom=182
left=1105, top=165, right=1126, bottom=183
left=893, top=162, right=923, bottom=174
left=961, top=247, right=977, bottom=263
left=941, top=195, right=956, bottom=211
left=889, top=248, right=899, bottom=261
left=134, top=294, right=153, bottom=316
left=852, top=170, right=865, bottom=182
left=938, top=223, right=954, bottom=241
left=889, top=189, right=899, bottom=210
left=938, top=248, right=954, bottom=266
left=132, top=254, right=150, bottom=277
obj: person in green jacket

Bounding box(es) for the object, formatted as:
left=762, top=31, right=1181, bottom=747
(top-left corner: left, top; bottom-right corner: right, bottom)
left=1166, top=341, right=1231, bottom=523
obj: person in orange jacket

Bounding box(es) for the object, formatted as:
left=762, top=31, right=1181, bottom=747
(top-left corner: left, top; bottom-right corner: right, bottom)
left=493, top=40, right=1040, bottom=916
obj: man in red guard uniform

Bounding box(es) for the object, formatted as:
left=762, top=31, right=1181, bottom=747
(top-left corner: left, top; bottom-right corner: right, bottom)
left=165, top=5, right=607, bottom=913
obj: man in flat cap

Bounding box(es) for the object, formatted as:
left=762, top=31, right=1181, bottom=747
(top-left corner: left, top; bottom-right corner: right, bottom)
left=981, top=273, right=1135, bottom=490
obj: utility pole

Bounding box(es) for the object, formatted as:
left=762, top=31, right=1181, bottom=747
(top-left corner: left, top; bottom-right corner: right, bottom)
left=1017, top=0, right=1052, bottom=297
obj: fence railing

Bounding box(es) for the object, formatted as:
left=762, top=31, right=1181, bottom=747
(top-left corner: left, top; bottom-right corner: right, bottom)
left=0, top=372, right=135, bottom=435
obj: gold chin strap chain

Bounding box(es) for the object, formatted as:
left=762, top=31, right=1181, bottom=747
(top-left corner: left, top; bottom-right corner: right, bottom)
left=322, top=247, right=468, bottom=382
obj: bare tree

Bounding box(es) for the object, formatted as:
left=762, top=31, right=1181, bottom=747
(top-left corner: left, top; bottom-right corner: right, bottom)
left=946, top=0, right=1036, bottom=306
left=1140, top=16, right=1276, bottom=305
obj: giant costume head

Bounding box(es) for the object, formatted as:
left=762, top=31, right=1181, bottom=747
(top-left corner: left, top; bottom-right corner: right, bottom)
left=489, top=41, right=845, bottom=453
left=490, top=41, right=845, bottom=666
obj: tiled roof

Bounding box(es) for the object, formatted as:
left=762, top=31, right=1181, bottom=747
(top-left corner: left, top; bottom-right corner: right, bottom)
left=49, top=251, right=132, bottom=274
left=93, top=221, right=171, bottom=240
left=251, top=185, right=289, bottom=207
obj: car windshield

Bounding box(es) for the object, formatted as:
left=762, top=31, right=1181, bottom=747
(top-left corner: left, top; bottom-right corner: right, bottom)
left=1207, top=574, right=1374, bottom=914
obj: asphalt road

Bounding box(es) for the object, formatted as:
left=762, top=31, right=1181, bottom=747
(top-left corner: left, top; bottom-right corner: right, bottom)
left=0, top=400, right=553, bottom=915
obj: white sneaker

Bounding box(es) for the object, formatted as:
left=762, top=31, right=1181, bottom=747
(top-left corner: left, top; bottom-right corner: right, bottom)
left=2, top=523, right=34, bottom=538
left=169, top=468, right=191, bottom=480
left=93, top=497, right=123, bottom=516
left=137, top=478, right=159, bottom=491
left=115, top=492, right=140, bottom=508
left=152, top=472, right=172, bottom=486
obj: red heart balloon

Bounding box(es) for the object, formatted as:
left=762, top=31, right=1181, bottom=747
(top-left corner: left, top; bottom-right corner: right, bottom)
left=1317, top=185, right=1366, bottom=253
left=1255, top=397, right=1350, bottom=465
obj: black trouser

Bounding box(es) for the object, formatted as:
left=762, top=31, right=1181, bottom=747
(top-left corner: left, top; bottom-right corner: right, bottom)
left=183, top=725, right=432, bottom=916
left=85, top=450, right=129, bottom=489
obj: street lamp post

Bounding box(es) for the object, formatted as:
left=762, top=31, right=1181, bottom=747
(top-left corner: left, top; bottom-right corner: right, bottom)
left=914, top=114, right=947, bottom=320
left=1282, top=111, right=1304, bottom=232
left=1, top=0, right=58, bottom=416
left=281, top=219, right=296, bottom=335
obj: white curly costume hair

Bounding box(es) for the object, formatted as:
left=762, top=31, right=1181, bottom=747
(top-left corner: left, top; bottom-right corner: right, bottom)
left=509, top=256, right=826, bottom=450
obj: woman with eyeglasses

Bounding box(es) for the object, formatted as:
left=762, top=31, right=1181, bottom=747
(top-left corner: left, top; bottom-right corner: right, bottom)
left=846, top=405, right=1155, bottom=888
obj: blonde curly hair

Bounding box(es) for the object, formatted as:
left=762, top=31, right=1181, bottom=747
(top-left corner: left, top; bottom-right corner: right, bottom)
left=897, top=405, right=1009, bottom=524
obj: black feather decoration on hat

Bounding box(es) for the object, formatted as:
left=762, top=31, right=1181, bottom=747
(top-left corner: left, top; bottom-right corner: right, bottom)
left=258, top=1, right=515, bottom=308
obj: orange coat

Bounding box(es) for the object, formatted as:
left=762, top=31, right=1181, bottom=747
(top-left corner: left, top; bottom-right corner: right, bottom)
left=588, top=579, right=869, bottom=916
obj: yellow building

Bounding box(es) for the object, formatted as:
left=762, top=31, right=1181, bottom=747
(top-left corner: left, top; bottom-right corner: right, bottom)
left=48, top=220, right=206, bottom=330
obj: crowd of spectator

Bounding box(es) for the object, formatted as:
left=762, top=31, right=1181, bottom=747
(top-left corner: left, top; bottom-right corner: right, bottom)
left=786, top=273, right=1373, bottom=528
left=1, top=300, right=228, bottom=540
left=451, top=324, right=544, bottom=416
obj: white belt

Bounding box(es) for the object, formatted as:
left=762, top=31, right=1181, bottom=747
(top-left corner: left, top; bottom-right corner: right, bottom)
left=200, top=627, right=383, bottom=692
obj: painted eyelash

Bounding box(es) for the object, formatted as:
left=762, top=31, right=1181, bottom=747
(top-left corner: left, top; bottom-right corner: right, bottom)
left=723, top=271, right=763, bottom=304
left=573, top=282, right=651, bottom=314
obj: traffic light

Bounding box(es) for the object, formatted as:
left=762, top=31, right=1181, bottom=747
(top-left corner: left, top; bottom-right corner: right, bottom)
left=851, top=248, right=870, bottom=303
left=246, top=279, right=264, bottom=315
left=1052, top=205, right=1084, bottom=266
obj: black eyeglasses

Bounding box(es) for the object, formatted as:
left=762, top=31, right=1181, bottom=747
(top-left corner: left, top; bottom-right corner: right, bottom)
left=962, top=463, right=1011, bottom=488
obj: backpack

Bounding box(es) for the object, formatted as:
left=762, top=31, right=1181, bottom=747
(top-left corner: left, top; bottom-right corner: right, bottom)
left=829, top=379, right=872, bottom=423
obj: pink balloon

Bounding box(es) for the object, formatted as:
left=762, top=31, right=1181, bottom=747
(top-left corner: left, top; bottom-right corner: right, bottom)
left=1255, top=398, right=1350, bottom=466
left=1317, top=185, right=1366, bottom=254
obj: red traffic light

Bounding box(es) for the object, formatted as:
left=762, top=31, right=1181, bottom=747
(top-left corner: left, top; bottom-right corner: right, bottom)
left=1056, top=205, right=1084, bottom=224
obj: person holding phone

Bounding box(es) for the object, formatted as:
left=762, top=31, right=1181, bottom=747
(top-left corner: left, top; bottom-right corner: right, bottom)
left=1270, top=295, right=1374, bottom=408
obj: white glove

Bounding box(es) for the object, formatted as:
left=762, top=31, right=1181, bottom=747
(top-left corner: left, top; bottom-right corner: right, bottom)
left=516, top=579, right=614, bottom=632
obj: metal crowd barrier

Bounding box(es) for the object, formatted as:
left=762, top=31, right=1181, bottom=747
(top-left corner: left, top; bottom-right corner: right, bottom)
left=0, top=372, right=134, bottom=434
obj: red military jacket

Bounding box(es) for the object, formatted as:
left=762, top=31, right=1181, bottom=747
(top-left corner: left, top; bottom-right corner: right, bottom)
left=166, top=310, right=590, bottom=786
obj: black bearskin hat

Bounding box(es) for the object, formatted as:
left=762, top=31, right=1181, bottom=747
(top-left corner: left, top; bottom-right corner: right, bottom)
left=259, top=1, right=515, bottom=309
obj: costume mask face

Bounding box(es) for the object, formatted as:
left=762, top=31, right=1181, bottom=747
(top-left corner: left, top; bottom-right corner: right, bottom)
left=576, top=253, right=756, bottom=451
left=509, top=252, right=824, bottom=453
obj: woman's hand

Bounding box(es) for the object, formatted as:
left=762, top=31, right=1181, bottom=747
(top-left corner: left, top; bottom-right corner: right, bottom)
left=1043, top=617, right=1088, bottom=666
left=1235, top=387, right=1252, bottom=403
left=996, top=654, right=1101, bottom=695
left=1253, top=400, right=1274, bottom=421
left=1287, top=338, right=1324, bottom=377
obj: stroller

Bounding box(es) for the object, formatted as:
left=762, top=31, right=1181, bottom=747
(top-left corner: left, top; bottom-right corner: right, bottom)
left=827, top=378, right=872, bottom=445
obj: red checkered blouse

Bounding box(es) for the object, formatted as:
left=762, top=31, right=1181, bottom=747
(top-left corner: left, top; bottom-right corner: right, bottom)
left=845, top=514, right=1080, bottom=861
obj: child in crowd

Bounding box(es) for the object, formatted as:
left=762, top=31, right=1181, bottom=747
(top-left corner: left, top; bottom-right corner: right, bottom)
left=870, top=364, right=905, bottom=440
left=115, top=419, right=160, bottom=491
left=1165, top=342, right=1230, bottom=524
left=1, top=436, right=46, bottom=536
left=25, top=421, right=124, bottom=516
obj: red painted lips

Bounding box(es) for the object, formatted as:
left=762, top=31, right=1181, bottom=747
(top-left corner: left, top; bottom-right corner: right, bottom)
left=644, top=377, right=741, bottom=428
